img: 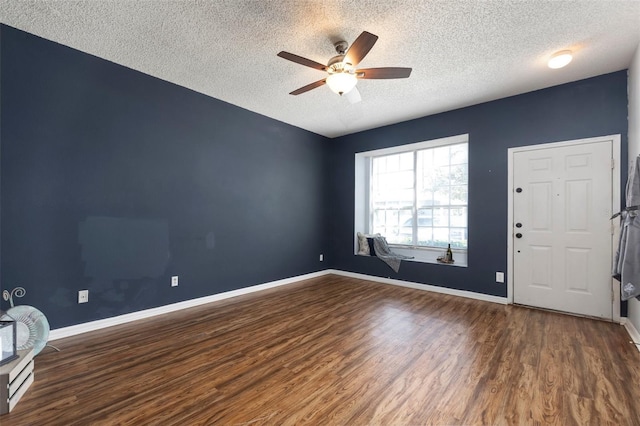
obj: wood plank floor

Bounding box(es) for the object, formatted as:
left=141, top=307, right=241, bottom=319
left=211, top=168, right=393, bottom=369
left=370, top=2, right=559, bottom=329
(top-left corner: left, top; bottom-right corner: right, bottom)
left=3, top=274, right=640, bottom=425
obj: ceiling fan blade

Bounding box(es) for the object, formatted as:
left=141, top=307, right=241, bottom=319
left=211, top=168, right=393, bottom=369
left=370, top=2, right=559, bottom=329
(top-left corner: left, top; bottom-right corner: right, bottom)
left=290, top=79, right=327, bottom=95
left=356, top=67, right=412, bottom=79
left=277, top=51, right=327, bottom=71
left=344, top=31, right=378, bottom=67
left=345, top=87, right=362, bottom=104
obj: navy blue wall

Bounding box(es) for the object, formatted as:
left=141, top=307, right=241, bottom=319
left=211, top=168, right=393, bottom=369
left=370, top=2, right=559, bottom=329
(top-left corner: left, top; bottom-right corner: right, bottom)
left=326, top=71, right=628, bottom=298
left=0, top=25, right=327, bottom=328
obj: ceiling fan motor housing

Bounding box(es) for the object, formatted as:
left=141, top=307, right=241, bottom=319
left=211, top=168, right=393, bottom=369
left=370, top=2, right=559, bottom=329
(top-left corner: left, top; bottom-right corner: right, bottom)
left=333, top=40, right=348, bottom=55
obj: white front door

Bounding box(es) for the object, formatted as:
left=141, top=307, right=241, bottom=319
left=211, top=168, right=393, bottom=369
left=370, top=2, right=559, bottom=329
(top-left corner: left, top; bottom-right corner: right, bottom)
left=512, top=140, right=614, bottom=319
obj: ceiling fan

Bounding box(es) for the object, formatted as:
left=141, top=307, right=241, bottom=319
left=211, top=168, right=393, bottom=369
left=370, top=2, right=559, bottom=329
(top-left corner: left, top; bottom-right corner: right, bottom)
left=277, top=31, right=412, bottom=100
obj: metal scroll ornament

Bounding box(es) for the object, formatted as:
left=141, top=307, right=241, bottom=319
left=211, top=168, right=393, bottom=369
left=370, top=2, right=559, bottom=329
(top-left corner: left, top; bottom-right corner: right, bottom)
left=2, top=286, right=26, bottom=308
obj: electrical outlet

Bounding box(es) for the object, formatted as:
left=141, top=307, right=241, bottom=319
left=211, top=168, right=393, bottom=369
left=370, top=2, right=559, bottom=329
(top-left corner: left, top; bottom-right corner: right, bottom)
left=171, top=276, right=179, bottom=287
left=78, top=290, right=89, bottom=304
left=319, top=254, right=324, bottom=261
left=495, top=272, right=505, bottom=283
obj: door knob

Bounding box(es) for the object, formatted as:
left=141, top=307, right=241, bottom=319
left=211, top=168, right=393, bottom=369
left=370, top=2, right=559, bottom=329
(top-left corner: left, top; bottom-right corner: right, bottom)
left=515, top=223, right=522, bottom=228
left=516, top=188, right=523, bottom=193
left=515, top=233, right=523, bottom=238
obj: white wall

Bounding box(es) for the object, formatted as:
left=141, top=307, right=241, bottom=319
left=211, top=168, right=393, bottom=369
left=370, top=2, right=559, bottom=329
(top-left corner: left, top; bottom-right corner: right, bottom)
left=627, top=42, right=640, bottom=333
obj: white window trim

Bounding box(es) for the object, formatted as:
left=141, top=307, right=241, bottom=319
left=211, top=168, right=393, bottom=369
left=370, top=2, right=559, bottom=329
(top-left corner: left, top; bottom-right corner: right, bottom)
left=354, top=134, right=469, bottom=267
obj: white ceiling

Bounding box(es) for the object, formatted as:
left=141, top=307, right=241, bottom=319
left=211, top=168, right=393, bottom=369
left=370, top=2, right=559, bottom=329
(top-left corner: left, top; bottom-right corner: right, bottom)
left=1, top=1, right=639, bottom=138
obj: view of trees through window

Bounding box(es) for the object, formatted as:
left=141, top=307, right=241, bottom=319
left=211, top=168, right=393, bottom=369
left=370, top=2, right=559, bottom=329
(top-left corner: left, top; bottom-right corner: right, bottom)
left=370, top=143, right=468, bottom=249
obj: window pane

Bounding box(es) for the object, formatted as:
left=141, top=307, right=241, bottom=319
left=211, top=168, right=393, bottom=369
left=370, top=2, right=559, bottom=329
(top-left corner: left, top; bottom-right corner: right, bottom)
left=419, top=149, right=433, bottom=170
left=450, top=185, right=467, bottom=205
left=450, top=164, right=467, bottom=185
left=450, top=228, right=468, bottom=248
left=386, top=155, right=399, bottom=172
left=450, top=143, right=468, bottom=165
left=434, top=165, right=450, bottom=188
left=417, top=208, right=434, bottom=222
left=417, top=150, right=434, bottom=191
left=433, top=228, right=449, bottom=247
left=434, top=187, right=450, bottom=205
left=372, top=209, right=393, bottom=238
left=418, top=191, right=436, bottom=206
left=399, top=152, right=413, bottom=170
left=399, top=170, right=414, bottom=188
left=384, top=209, right=413, bottom=244
left=417, top=227, right=433, bottom=246
left=376, top=156, right=387, bottom=173
left=373, top=209, right=386, bottom=230
left=397, top=210, right=414, bottom=245
left=433, top=207, right=449, bottom=227
left=372, top=152, right=415, bottom=241
left=433, top=146, right=450, bottom=166
left=450, top=207, right=467, bottom=227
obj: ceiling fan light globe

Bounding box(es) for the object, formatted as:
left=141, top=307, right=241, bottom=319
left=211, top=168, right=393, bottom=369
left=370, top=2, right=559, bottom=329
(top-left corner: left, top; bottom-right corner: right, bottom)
left=326, top=73, right=357, bottom=95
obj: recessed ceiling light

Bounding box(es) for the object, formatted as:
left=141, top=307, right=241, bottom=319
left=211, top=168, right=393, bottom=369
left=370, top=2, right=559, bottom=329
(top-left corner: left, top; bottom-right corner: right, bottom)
left=548, top=50, right=573, bottom=69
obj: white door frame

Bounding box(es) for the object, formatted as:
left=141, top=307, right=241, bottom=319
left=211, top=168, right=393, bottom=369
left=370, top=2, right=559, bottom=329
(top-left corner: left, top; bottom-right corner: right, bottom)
left=507, top=134, right=622, bottom=322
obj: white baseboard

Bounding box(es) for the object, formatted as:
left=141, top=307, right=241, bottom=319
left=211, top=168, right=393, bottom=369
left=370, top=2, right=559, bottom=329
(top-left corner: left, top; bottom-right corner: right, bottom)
left=621, top=318, right=640, bottom=353
left=327, top=269, right=508, bottom=305
left=50, top=268, right=508, bottom=341
left=49, top=270, right=331, bottom=341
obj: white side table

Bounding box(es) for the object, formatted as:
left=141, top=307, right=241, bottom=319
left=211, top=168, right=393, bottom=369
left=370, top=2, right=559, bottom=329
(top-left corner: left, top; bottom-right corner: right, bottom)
left=0, top=348, right=35, bottom=414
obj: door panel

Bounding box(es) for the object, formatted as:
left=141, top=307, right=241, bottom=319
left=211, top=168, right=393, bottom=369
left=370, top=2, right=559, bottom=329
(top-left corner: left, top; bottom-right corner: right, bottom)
left=513, top=141, right=612, bottom=319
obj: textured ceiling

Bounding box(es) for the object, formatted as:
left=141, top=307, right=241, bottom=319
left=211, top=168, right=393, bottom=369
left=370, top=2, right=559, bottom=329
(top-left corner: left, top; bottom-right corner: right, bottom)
left=1, top=1, right=639, bottom=138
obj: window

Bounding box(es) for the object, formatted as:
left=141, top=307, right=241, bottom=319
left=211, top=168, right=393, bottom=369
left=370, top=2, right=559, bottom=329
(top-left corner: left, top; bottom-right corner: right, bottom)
left=355, top=134, right=468, bottom=265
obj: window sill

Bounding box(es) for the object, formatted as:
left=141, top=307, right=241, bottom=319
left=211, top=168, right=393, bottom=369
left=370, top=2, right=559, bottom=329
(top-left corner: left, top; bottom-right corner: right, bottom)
left=357, top=246, right=468, bottom=267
